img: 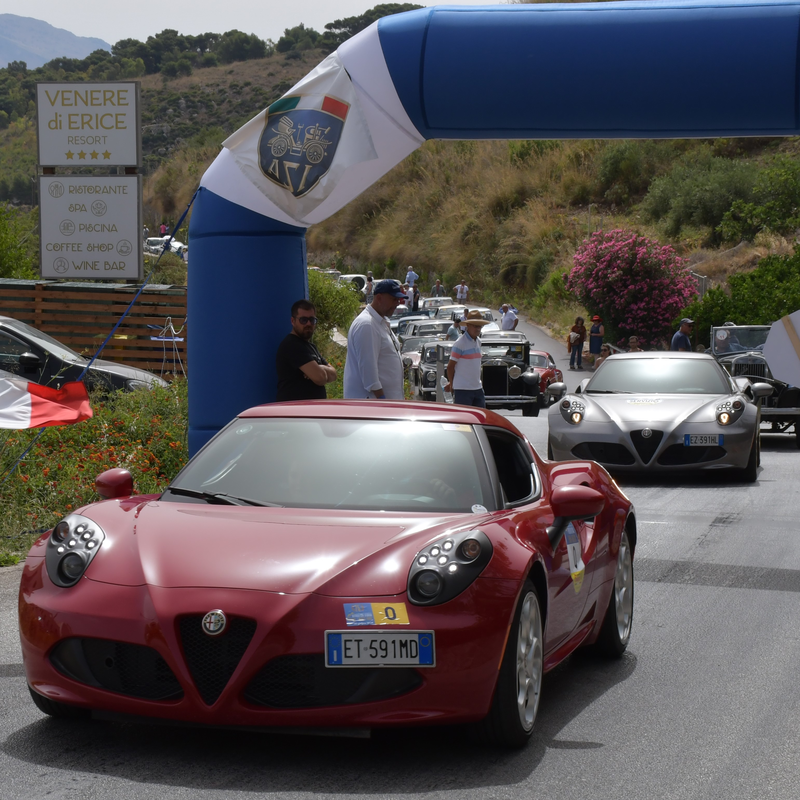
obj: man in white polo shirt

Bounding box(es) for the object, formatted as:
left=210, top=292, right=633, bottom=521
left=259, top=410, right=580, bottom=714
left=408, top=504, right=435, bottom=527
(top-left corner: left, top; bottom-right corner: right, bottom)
left=445, top=310, right=491, bottom=407
left=500, top=303, right=518, bottom=331
left=344, top=279, right=406, bottom=400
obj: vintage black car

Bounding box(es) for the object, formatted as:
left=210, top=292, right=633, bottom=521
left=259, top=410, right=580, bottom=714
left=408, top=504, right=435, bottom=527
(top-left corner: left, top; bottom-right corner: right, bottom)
left=480, top=332, right=541, bottom=416
left=411, top=340, right=453, bottom=400
left=710, top=324, right=799, bottom=447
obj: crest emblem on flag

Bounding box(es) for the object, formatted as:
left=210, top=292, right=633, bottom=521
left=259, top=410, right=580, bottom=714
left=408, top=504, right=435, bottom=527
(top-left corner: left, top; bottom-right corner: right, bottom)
left=258, top=95, right=349, bottom=198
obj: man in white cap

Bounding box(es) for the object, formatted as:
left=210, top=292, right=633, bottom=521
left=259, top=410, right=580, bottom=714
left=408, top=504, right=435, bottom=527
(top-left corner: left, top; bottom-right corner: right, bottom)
left=445, top=310, right=491, bottom=407
left=344, top=279, right=406, bottom=400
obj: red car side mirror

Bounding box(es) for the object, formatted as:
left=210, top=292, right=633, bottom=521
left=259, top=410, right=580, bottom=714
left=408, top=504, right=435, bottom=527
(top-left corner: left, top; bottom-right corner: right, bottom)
left=548, top=484, right=605, bottom=549
left=96, top=468, right=133, bottom=499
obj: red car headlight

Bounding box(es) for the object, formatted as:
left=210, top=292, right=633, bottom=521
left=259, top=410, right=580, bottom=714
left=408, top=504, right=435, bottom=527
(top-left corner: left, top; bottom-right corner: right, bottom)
left=407, top=530, right=493, bottom=606
left=45, top=514, right=106, bottom=588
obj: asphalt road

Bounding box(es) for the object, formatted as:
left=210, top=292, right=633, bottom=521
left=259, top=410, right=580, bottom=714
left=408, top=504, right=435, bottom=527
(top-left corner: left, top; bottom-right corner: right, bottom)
left=2, top=316, right=799, bottom=799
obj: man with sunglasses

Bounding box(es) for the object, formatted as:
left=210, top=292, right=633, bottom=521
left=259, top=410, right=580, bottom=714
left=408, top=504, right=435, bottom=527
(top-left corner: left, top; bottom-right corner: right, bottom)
left=275, top=300, right=337, bottom=401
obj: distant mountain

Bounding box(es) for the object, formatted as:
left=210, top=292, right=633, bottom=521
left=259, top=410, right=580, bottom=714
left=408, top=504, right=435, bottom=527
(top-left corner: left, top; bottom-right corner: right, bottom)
left=0, top=14, right=110, bottom=69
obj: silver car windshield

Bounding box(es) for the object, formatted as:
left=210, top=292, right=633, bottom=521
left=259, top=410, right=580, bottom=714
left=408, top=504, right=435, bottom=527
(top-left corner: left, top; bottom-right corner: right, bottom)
left=169, top=418, right=492, bottom=512
left=587, top=358, right=731, bottom=394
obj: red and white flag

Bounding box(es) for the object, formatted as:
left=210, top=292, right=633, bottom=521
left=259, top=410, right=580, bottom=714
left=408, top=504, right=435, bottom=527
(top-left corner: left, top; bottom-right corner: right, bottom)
left=0, top=379, right=92, bottom=429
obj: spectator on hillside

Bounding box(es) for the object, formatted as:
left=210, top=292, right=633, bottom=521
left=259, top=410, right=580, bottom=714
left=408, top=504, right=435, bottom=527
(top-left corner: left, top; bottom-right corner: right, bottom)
left=454, top=280, right=469, bottom=303
left=405, top=266, right=420, bottom=287
left=431, top=279, right=446, bottom=297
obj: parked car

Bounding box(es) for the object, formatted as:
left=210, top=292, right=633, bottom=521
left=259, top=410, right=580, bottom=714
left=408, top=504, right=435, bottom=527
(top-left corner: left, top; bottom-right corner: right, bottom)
left=401, top=319, right=453, bottom=340
left=411, top=340, right=453, bottom=400
left=709, top=324, right=800, bottom=447
left=529, top=351, right=565, bottom=409
left=144, top=237, right=186, bottom=256
left=547, top=351, right=772, bottom=482
left=20, top=400, right=635, bottom=747
left=389, top=306, right=433, bottom=332
left=480, top=332, right=542, bottom=416
left=0, top=316, right=168, bottom=392
left=420, top=296, right=453, bottom=310
left=400, top=335, right=441, bottom=371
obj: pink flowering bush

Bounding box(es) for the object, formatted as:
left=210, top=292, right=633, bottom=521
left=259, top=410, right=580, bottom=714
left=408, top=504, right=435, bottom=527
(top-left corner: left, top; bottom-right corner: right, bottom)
left=567, top=230, right=698, bottom=348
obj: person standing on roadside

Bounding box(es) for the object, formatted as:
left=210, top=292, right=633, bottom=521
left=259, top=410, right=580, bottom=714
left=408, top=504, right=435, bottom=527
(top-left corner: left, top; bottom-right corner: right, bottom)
left=275, top=300, right=337, bottom=401
left=344, top=279, right=406, bottom=400
left=568, top=316, right=587, bottom=371
left=454, top=280, right=469, bottom=303
left=431, top=279, right=446, bottom=297
left=445, top=310, right=491, bottom=407
left=593, top=344, right=612, bottom=370
left=364, top=275, right=374, bottom=304
left=405, top=266, right=419, bottom=287
left=589, top=315, right=604, bottom=362
left=671, top=318, right=694, bottom=351
left=627, top=336, right=643, bottom=352
left=500, top=303, right=518, bottom=331
left=412, top=284, right=421, bottom=312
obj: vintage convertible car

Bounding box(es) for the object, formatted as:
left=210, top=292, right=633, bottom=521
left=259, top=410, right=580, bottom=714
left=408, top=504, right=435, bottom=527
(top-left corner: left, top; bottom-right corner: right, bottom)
left=480, top=332, right=542, bottom=416
left=710, top=324, right=800, bottom=448
left=19, top=401, right=635, bottom=747
left=529, top=351, right=565, bottom=410
left=547, top=352, right=772, bottom=482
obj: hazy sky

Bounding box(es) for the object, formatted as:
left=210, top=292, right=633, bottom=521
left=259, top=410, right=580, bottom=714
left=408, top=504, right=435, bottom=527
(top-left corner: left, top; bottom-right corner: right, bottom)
left=2, top=2, right=507, bottom=48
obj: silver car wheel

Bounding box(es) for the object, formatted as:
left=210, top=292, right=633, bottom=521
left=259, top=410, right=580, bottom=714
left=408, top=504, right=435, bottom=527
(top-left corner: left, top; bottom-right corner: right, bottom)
left=516, top=591, right=544, bottom=732
left=614, top=534, right=634, bottom=644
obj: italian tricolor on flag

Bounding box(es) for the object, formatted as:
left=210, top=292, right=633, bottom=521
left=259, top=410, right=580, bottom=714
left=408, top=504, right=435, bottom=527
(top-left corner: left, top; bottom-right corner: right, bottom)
left=0, top=379, right=92, bottom=430
left=268, top=94, right=350, bottom=121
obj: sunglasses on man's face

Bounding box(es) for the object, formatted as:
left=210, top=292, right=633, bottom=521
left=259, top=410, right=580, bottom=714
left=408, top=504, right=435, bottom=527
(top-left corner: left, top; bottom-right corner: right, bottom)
left=295, top=316, right=318, bottom=325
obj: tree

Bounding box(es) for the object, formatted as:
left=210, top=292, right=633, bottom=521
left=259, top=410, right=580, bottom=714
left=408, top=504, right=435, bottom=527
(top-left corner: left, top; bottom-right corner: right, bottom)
left=319, top=4, right=423, bottom=51
left=0, top=206, right=37, bottom=279
left=276, top=24, right=321, bottom=53
left=215, top=31, right=267, bottom=63
left=567, top=230, right=698, bottom=347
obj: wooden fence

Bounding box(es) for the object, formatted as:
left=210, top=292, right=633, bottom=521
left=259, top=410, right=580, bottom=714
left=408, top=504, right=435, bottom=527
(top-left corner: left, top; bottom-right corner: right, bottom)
left=0, top=280, right=187, bottom=377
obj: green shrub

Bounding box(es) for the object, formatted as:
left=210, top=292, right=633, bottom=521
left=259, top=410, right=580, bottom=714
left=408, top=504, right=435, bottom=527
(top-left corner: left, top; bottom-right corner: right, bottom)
left=0, top=380, right=188, bottom=563
left=596, top=140, right=677, bottom=205
left=718, top=156, right=800, bottom=241
left=680, top=246, right=800, bottom=343
left=641, top=147, right=758, bottom=241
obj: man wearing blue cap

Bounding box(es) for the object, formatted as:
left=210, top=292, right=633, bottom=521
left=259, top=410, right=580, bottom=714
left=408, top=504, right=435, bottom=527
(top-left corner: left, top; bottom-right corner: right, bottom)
left=344, top=279, right=406, bottom=400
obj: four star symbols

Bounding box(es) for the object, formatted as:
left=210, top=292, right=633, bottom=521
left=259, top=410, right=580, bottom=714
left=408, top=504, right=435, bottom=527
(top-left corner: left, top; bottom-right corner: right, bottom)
left=64, top=149, right=114, bottom=161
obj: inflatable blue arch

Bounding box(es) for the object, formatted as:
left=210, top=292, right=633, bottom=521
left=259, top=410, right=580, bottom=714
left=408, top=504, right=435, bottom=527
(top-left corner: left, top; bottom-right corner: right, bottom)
left=188, top=0, right=800, bottom=454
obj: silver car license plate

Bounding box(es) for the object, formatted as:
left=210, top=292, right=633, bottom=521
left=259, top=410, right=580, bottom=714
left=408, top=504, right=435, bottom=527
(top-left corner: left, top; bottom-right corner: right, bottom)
left=684, top=434, right=723, bottom=446
left=325, top=630, right=435, bottom=667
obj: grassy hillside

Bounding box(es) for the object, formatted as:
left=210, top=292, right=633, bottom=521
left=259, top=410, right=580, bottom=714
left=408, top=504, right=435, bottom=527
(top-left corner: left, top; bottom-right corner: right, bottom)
left=2, top=44, right=799, bottom=329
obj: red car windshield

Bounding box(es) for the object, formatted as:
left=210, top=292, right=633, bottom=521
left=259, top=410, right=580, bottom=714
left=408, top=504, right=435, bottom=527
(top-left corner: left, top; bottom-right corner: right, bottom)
left=168, top=417, right=493, bottom=513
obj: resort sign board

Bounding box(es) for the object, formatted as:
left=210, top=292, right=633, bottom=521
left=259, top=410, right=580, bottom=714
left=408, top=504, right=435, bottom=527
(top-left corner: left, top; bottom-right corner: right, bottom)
left=39, top=176, right=142, bottom=280
left=36, top=82, right=141, bottom=167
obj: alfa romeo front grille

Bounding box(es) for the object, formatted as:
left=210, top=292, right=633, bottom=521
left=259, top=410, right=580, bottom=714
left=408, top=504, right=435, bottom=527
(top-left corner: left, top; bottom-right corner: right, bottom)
left=178, top=615, right=257, bottom=706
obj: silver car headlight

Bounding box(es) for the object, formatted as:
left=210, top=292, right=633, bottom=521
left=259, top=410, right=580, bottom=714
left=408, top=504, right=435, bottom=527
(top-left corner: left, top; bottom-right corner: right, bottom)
left=45, top=514, right=106, bottom=588
left=560, top=398, right=585, bottom=425
left=716, top=398, right=744, bottom=426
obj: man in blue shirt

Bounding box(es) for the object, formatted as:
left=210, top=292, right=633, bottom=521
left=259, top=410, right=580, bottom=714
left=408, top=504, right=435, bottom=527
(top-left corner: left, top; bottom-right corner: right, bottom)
left=670, top=318, right=694, bottom=351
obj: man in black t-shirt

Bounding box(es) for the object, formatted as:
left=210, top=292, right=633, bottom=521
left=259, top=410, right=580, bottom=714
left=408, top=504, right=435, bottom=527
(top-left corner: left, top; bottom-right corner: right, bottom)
left=275, top=300, right=337, bottom=401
